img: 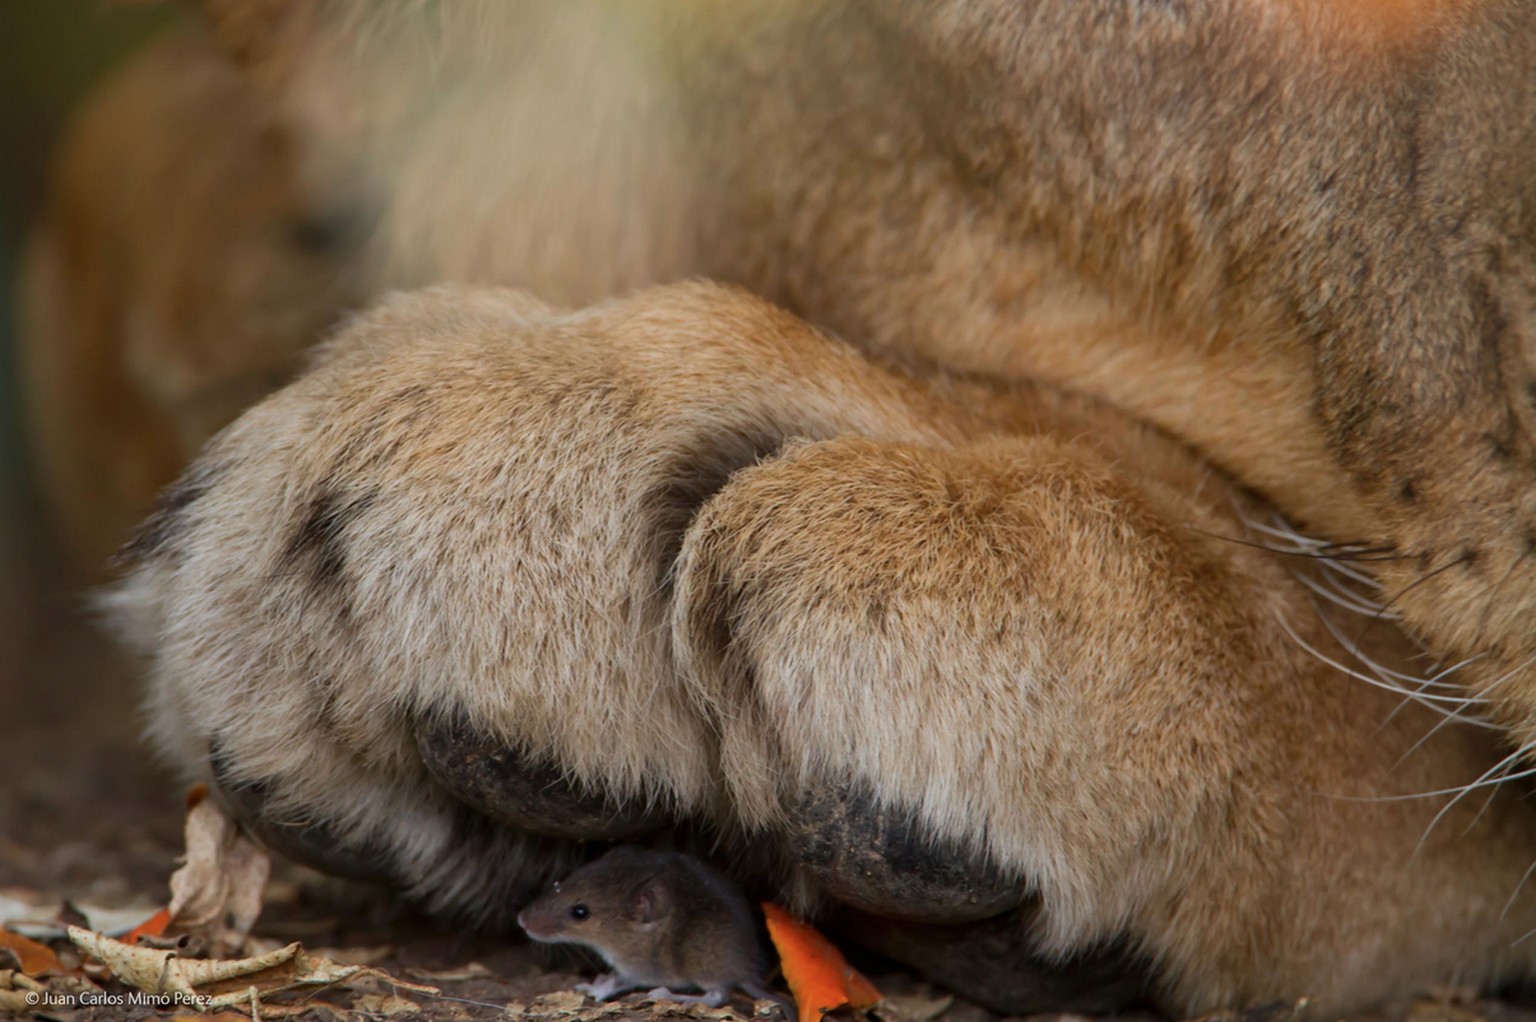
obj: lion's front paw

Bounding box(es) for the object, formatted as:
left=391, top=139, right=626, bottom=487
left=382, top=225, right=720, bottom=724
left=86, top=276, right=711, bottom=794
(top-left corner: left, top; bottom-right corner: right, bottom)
left=111, top=282, right=976, bottom=916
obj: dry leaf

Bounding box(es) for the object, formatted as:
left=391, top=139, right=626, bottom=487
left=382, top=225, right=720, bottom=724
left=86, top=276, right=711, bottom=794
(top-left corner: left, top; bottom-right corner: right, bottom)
left=762, top=903, right=880, bottom=1022
left=72, top=927, right=336, bottom=1008
left=538, top=989, right=591, bottom=1011
left=0, top=989, right=35, bottom=1013
left=125, top=907, right=173, bottom=945
left=873, top=991, right=953, bottom=1022
left=167, top=790, right=272, bottom=951
left=70, top=926, right=441, bottom=1011
left=352, top=992, right=422, bottom=1015
left=234, top=1002, right=351, bottom=1020
left=0, top=927, right=64, bottom=976
left=1, top=889, right=164, bottom=940
left=71, top=926, right=299, bottom=999
left=2, top=970, right=48, bottom=991
left=406, top=961, right=494, bottom=982
left=311, top=943, right=392, bottom=966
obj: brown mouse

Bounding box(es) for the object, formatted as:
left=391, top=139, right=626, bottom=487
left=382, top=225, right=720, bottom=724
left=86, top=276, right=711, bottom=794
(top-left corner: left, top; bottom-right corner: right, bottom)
left=517, top=845, right=790, bottom=1015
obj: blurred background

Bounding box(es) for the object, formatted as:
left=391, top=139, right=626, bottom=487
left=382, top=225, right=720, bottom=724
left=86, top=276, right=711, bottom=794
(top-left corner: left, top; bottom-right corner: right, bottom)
left=1, top=1, right=179, bottom=894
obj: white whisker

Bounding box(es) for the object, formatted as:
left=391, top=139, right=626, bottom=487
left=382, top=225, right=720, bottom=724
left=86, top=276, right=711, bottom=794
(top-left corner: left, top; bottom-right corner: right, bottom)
left=1504, top=856, right=1536, bottom=921
left=1316, top=611, right=1487, bottom=696
left=1317, top=562, right=1392, bottom=611
left=1246, top=517, right=1327, bottom=549
left=1413, top=750, right=1536, bottom=857
left=1324, top=765, right=1536, bottom=805
left=1315, top=553, right=1385, bottom=591
left=1294, top=571, right=1391, bottom=618
left=1279, top=610, right=1491, bottom=713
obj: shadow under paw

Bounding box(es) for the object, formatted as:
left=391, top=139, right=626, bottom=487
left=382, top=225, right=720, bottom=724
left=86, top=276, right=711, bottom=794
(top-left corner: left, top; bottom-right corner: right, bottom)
left=835, top=903, right=1152, bottom=1015
left=788, top=785, right=1026, bottom=922
left=209, top=743, right=398, bottom=882
left=415, top=715, right=664, bottom=841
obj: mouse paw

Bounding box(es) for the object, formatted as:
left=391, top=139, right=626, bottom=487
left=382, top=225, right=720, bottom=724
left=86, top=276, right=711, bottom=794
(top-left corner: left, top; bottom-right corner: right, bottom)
left=577, top=976, right=643, bottom=1001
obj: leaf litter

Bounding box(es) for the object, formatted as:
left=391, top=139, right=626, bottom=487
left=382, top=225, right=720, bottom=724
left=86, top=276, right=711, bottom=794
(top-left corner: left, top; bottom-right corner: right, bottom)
left=8, top=782, right=1533, bottom=1022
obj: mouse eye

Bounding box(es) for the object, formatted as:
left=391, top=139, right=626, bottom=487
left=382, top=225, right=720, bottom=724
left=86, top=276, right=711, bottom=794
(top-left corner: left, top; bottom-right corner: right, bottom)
left=570, top=904, right=590, bottom=921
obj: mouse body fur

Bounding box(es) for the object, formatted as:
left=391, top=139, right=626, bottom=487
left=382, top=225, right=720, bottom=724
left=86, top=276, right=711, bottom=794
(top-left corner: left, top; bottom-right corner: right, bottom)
left=518, top=846, right=787, bottom=1013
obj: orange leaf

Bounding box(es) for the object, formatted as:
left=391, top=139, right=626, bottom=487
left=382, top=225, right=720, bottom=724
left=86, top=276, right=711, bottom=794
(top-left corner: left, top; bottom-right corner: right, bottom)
left=762, top=902, right=880, bottom=1022
left=124, top=907, right=172, bottom=945
left=0, top=927, right=63, bottom=976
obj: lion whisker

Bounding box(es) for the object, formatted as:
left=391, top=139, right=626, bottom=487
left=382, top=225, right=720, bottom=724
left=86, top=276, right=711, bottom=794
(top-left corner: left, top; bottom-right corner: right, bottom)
left=1326, top=757, right=1536, bottom=806
left=1316, top=556, right=1390, bottom=602
left=1316, top=608, right=1486, bottom=694
left=1388, top=652, right=1536, bottom=758
left=1415, top=745, right=1536, bottom=857
left=1504, top=854, right=1536, bottom=922
left=1281, top=610, right=1490, bottom=714
left=1295, top=571, right=1396, bottom=619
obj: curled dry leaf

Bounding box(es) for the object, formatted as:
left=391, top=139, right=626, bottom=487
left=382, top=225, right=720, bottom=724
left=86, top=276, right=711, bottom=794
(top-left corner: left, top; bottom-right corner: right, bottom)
left=68, top=925, right=437, bottom=1010
left=71, top=925, right=297, bottom=1002
left=167, top=787, right=272, bottom=952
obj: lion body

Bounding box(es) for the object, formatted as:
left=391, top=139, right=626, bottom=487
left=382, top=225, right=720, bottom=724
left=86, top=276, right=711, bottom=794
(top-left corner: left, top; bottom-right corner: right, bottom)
left=26, top=1, right=1536, bottom=1013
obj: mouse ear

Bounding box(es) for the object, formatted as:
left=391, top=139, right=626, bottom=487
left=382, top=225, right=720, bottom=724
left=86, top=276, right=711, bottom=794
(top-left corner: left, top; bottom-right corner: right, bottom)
left=631, top=877, right=673, bottom=924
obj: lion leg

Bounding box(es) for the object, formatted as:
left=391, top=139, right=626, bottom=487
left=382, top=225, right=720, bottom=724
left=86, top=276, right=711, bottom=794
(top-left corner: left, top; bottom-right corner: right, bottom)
left=670, top=432, right=1536, bottom=1013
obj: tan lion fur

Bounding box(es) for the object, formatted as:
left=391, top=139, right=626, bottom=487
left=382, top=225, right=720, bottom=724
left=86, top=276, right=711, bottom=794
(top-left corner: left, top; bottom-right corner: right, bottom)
left=24, top=0, right=1536, bottom=1013
left=107, top=282, right=1536, bottom=1012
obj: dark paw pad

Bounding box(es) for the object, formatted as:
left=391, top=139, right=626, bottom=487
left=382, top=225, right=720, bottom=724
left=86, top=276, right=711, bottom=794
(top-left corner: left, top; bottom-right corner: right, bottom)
left=209, top=745, right=396, bottom=882
left=833, top=903, right=1150, bottom=1015
left=788, top=784, right=1025, bottom=922
left=415, top=715, right=662, bottom=841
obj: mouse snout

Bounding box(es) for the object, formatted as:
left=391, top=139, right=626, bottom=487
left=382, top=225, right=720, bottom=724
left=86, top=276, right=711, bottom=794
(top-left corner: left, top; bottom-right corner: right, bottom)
left=517, top=903, right=556, bottom=941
